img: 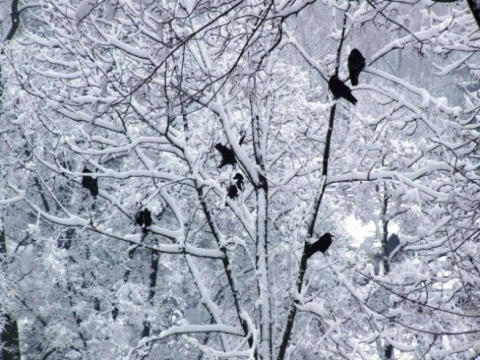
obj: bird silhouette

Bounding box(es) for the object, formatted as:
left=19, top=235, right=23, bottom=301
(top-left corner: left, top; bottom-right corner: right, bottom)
left=215, top=143, right=236, bottom=168
left=214, top=133, right=246, bottom=169
left=307, top=233, right=334, bottom=258
left=227, top=184, right=239, bottom=199
left=82, top=167, right=98, bottom=197
left=329, top=75, right=357, bottom=105
left=233, top=173, right=244, bottom=191
left=348, top=49, right=366, bottom=86
left=136, top=208, right=152, bottom=233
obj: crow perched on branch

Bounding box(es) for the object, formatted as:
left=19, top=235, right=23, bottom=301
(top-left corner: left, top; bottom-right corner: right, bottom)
left=82, top=168, right=98, bottom=197
left=226, top=173, right=244, bottom=202
left=136, top=208, right=152, bottom=233
left=227, top=184, right=239, bottom=199
left=348, top=49, right=366, bottom=86
left=306, top=233, right=334, bottom=258
left=215, top=144, right=236, bottom=168
left=214, top=132, right=246, bottom=169
left=329, top=75, right=357, bottom=105
left=233, top=173, right=244, bottom=191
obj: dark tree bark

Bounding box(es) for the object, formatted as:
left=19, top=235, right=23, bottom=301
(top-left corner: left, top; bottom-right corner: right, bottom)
left=466, top=0, right=480, bottom=30
left=1, top=313, right=21, bottom=360
left=380, top=183, right=393, bottom=360
left=0, top=221, right=6, bottom=255
left=384, top=345, right=393, bottom=360
left=142, top=247, right=160, bottom=338
left=1, top=4, right=25, bottom=355
left=278, top=102, right=338, bottom=360
left=112, top=245, right=138, bottom=321
left=4, top=0, right=21, bottom=42
left=1, top=222, right=22, bottom=360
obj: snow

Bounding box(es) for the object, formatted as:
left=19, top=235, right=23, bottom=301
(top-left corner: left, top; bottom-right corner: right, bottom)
left=3, top=1, right=480, bottom=359
left=74, top=0, right=97, bottom=28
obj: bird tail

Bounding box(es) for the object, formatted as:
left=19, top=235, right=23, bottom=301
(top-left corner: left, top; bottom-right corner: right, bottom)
left=351, top=74, right=359, bottom=86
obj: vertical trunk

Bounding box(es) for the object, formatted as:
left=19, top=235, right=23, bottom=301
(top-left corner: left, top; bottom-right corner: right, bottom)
left=0, top=219, right=6, bottom=254
left=0, top=220, right=22, bottom=360
left=255, top=174, right=272, bottom=360
left=380, top=183, right=393, bottom=359
left=251, top=94, right=272, bottom=359
left=113, top=243, right=140, bottom=320
left=1, top=314, right=21, bottom=360
left=2, top=4, right=24, bottom=352
left=196, top=186, right=253, bottom=352
left=279, top=103, right=337, bottom=360
left=277, top=252, right=308, bottom=360
left=2, top=3, right=22, bottom=359
left=142, top=247, right=159, bottom=338
left=380, top=184, right=390, bottom=274
left=384, top=344, right=393, bottom=360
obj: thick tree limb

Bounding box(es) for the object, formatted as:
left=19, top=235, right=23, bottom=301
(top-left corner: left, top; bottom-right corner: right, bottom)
left=466, top=0, right=480, bottom=30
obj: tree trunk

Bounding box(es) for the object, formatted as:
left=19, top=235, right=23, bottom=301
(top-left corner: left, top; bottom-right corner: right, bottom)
left=1, top=1, right=23, bottom=356
left=1, top=313, right=21, bottom=360
left=1, top=221, right=22, bottom=360
left=255, top=174, right=272, bottom=360
left=380, top=185, right=393, bottom=360
left=466, top=0, right=480, bottom=30
left=142, top=247, right=160, bottom=338
left=384, top=344, right=394, bottom=359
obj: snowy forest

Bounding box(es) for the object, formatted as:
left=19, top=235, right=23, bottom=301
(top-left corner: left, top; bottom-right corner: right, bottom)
left=1, top=0, right=480, bottom=359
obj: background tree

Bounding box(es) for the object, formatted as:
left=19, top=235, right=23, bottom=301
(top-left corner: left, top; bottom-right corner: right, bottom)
left=1, top=0, right=480, bottom=359
left=1, top=0, right=23, bottom=358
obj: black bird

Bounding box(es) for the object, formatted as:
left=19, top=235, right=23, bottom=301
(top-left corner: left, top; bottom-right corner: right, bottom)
left=136, top=208, right=152, bottom=233
left=215, top=143, right=236, bottom=168
left=227, top=184, right=239, bottom=199
left=348, top=49, right=366, bottom=86
left=306, top=233, right=334, bottom=258
left=329, top=75, right=357, bottom=105
left=215, top=133, right=246, bottom=169
left=233, top=173, right=244, bottom=191
left=82, top=167, right=98, bottom=197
